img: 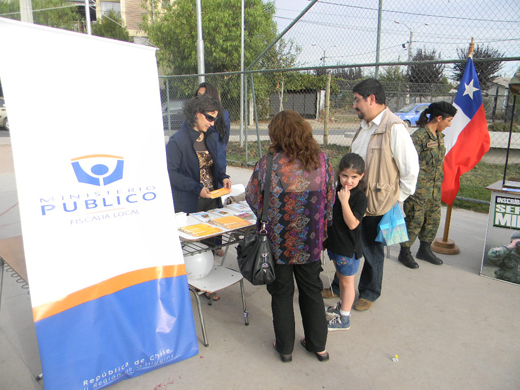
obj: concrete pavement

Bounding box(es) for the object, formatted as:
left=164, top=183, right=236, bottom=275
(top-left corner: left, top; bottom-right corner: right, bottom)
left=1, top=137, right=519, bottom=390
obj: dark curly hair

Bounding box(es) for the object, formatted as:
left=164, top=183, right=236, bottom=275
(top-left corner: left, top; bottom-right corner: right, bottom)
left=183, top=94, right=220, bottom=128
left=194, top=82, right=227, bottom=142
left=268, top=110, right=321, bottom=172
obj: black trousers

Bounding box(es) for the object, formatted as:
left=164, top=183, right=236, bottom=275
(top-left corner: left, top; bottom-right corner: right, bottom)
left=266, top=261, right=327, bottom=355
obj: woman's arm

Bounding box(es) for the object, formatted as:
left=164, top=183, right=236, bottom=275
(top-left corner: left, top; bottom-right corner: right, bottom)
left=166, top=141, right=202, bottom=195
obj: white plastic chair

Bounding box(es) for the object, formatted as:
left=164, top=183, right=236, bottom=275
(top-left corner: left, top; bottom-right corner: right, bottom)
left=221, top=184, right=245, bottom=205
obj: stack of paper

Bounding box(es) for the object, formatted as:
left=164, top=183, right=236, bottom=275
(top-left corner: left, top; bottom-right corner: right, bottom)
left=179, top=223, right=223, bottom=237
left=212, top=216, right=253, bottom=229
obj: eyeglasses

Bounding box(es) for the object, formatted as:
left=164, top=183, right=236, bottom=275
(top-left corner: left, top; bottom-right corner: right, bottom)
left=353, top=97, right=366, bottom=105
left=203, top=112, right=218, bottom=123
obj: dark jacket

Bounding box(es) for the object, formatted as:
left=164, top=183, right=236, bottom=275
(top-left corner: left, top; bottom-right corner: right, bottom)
left=166, top=121, right=229, bottom=213
left=208, top=109, right=231, bottom=174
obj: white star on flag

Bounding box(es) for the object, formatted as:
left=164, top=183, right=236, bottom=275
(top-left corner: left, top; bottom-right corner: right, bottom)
left=463, top=79, right=479, bottom=99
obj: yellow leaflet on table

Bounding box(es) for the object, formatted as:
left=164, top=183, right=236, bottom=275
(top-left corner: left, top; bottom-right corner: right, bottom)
left=212, top=216, right=253, bottom=229
left=179, top=223, right=223, bottom=237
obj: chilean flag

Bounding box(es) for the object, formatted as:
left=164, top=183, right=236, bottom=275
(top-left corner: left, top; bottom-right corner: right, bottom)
left=441, top=56, right=490, bottom=205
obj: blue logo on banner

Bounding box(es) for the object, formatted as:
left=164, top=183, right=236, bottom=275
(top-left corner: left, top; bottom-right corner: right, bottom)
left=71, top=154, right=124, bottom=186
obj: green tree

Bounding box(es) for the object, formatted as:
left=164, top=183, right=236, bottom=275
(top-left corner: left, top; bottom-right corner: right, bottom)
left=143, top=0, right=300, bottom=119
left=380, top=66, right=406, bottom=84
left=407, top=48, right=445, bottom=94
left=92, top=10, right=131, bottom=42
left=453, top=44, right=504, bottom=89
left=141, top=0, right=279, bottom=75
left=0, top=0, right=80, bottom=31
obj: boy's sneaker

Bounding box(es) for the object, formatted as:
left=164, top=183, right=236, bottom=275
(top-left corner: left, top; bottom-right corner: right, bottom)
left=325, top=301, right=341, bottom=317
left=327, top=315, right=351, bottom=331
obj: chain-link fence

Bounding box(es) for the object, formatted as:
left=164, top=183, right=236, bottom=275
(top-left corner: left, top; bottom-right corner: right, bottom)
left=159, top=0, right=520, bottom=210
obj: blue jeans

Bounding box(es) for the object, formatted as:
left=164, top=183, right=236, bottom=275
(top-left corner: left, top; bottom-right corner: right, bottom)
left=358, top=215, right=385, bottom=302
left=266, top=261, right=327, bottom=355
left=327, top=250, right=360, bottom=277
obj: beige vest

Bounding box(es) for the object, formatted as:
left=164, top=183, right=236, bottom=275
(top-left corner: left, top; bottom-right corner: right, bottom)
left=352, top=108, right=404, bottom=216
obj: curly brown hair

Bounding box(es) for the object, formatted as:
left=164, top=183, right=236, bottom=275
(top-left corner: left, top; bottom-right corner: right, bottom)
left=268, top=110, right=321, bottom=172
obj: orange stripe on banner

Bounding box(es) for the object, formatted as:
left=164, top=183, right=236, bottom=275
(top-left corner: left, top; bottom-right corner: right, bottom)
left=71, top=154, right=124, bottom=161
left=32, top=265, right=187, bottom=322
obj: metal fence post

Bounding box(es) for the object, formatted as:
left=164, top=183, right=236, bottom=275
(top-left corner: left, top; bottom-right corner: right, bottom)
left=324, top=73, right=331, bottom=145
left=166, top=77, right=171, bottom=137
left=250, top=73, right=263, bottom=159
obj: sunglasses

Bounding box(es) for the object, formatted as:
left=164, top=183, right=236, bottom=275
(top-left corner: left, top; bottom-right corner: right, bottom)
left=202, top=112, right=218, bottom=123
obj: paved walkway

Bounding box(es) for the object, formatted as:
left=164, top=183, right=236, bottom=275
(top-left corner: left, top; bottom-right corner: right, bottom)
left=1, top=140, right=519, bottom=390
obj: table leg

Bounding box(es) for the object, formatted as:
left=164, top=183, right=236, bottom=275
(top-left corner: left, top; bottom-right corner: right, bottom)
left=189, top=286, right=209, bottom=347
left=0, top=257, right=4, bottom=313
left=239, top=279, right=249, bottom=326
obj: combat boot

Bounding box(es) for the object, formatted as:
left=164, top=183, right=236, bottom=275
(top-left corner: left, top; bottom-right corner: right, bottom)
left=398, top=246, right=419, bottom=269
left=416, top=241, right=443, bottom=265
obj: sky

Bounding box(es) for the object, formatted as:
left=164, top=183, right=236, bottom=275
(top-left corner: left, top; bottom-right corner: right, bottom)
left=272, top=0, right=520, bottom=79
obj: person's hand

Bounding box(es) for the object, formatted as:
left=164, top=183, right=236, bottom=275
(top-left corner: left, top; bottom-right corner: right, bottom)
left=507, top=239, right=520, bottom=250
left=199, top=187, right=212, bottom=198
left=338, top=187, right=350, bottom=204
left=223, top=178, right=232, bottom=189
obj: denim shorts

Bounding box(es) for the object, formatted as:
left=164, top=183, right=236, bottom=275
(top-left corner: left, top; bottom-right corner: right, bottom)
left=327, top=249, right=360, bottom=277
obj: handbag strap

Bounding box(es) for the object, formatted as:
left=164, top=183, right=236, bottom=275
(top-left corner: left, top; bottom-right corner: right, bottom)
left=261, top=153, right=273, bottom=224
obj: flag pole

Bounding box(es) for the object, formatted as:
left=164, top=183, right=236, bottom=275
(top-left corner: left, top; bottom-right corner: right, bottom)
left=432, top=38, right=476, bottom=255
left=432, top=204, right=460, bottom=254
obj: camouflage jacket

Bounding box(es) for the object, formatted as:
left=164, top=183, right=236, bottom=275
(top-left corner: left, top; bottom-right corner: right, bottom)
left=410, top=126, right=445, bottom=200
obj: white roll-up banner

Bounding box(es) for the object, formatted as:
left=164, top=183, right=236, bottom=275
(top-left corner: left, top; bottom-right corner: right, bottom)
left=0, top=18, right=198, bottom=390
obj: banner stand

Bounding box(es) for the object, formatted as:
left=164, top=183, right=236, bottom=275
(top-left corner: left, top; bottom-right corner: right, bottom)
left=481, top=181, right=520, bottom=286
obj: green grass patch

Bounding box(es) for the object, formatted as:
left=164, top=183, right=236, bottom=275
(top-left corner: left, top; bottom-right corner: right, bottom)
left=228, top=141, right=515, bottom=214
left=488, top=122, right=520, bottom=133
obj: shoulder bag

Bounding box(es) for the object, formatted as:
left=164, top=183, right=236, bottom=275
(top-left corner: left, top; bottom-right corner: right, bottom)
left=237, top=153, right=276, bottom=285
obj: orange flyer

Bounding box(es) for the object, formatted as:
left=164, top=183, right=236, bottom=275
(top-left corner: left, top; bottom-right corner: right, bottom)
left=209, top=187, right=231, bottom=199
left=179, top=223, right=223, bottom=237
left=212, top=216, right=253, bottom=230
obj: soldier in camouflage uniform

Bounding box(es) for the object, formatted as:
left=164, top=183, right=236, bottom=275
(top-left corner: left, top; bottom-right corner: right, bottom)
left=398, top=102, right=458, bottom=269
left=487, top=231, right=520, bottom=284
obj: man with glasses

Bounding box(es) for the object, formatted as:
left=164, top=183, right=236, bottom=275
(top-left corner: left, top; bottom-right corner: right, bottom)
left=328, top=78, right=419, bottom=312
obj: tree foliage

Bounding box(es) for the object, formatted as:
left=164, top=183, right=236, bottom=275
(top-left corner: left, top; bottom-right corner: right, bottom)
left=92, top=10, right=130, bottom=42
left=326, top=67, right=363, bottom=81
left=452, top=44, right=505, bottom=89
left=141, top=0, right=281, bottom=75
left=144, top=0, right=302, bottom=119
left=0, top=0, right=80, bottom=31
left=407, top=49, right=445, bottom=93
left=380, top=66, right=406, bottom=84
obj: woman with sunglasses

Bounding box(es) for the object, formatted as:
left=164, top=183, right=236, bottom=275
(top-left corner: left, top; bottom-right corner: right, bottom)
left=194, top=82, right=231, bottom=176
left=194, top=82, right=231, bottom=258
left=166, top=94, right=231, bottom=216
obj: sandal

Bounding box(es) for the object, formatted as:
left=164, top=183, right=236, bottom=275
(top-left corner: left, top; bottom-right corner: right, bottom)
left=300, top=338, right=329, bottom=362
left=273, top=342, right=292, bottom=363
left=215, top=248, right=225, bottom=257
left=204, top=292, right=220, bottom=301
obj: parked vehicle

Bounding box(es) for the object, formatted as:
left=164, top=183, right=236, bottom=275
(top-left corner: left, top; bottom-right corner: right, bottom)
left=162, top=99, right=186, bottom=130
left=0, top=98, right=8, bottom=130
left=395, top=103, right=430, bottom=127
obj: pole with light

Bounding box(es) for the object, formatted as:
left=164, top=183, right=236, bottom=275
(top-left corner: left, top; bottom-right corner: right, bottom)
left=394, top=21, right=430, bottom=69
left=311, top=43, right=338, bottom=67
left=311, top=43, right=337, bottom=146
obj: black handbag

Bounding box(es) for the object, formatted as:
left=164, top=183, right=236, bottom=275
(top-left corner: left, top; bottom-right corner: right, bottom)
left=237, top=154, right=276, bottom=285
